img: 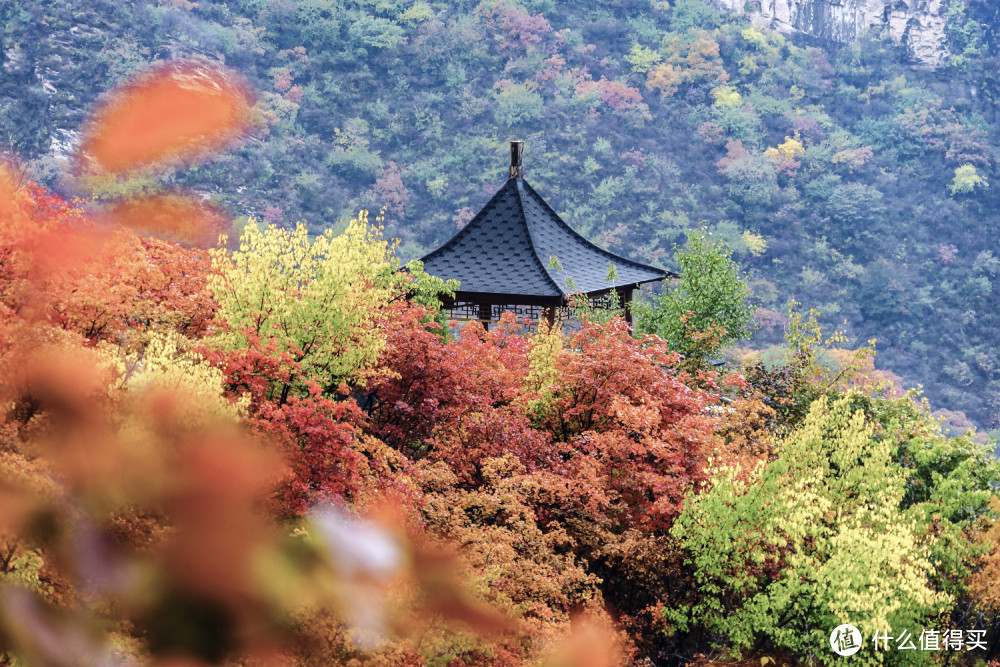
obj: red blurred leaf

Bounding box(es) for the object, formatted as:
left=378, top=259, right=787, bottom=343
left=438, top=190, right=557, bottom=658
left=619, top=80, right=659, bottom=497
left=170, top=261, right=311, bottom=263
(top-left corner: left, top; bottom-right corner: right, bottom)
left=78, top=61, right=254, bottom=175
left=161, top=431, right=286, bottom=607
left=19, top=227, right=110, bottom=282
left=98, top=193, right=230, bottom=247
left=411, top=545, right=514, bottom=636
left=543, top=613, right=630, bottom=667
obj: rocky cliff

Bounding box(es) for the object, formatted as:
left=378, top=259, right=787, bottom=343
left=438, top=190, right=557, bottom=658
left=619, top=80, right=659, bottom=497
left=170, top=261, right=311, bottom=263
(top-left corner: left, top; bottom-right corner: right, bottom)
left=708, top=0, right=950, bottom=67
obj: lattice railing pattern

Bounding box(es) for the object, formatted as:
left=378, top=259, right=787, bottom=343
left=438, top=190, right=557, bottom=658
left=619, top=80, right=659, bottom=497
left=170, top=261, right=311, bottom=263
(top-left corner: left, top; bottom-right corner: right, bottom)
left=443, top=302, right=572, bottom=332
left=587, top=293, right=625, bottom=312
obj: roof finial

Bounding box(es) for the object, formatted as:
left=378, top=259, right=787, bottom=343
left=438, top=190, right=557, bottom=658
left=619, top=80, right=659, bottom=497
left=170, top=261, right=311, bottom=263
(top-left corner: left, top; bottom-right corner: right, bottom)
left=509, top=141, right=524, bottom=179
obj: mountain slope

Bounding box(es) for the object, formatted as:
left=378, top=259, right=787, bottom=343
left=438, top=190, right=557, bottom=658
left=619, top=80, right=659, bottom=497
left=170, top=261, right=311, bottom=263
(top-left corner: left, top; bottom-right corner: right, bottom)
left=2, top=0, right=1000, bottom=430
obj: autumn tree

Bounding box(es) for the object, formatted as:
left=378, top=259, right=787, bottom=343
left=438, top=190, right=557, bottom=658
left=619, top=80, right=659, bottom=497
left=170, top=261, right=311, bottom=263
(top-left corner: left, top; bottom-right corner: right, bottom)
left=633, top=228, right=758, bottom=369
left=209, top=212, right=400, bottom=399
left=49, top=231, right=215, bottom=346
left=949, top=163, right=987, bottom=195
left=364, top=310, right=549, bottom=483
left=0, top=60, right=534, bottom=667
left=670, top=396, right=953, bottom=664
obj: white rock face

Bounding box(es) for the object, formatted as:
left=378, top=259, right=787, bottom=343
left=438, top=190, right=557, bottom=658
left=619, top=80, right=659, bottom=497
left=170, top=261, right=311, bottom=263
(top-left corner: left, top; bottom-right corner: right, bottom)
left=49, top=129, right=80, bottom=161
left=708, top=0, right=951, bottom=68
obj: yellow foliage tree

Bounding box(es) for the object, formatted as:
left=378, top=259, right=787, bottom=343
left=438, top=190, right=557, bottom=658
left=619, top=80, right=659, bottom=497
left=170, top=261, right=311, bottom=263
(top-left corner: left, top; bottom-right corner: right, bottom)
left=949, top=163, right=987, bottom=196
left=647, top=28, right=729, bottom=95
left=525, top=323, right=564, bottom=420
left=710, top=85, right=742, bottom=108
left=763, top=135, right=805, bottom=175
left=101, top=331, right=248, bottom=425
left=209, top=212, right=396, bottom=390
left=646, top=63, right=682, bottom=95
left=764, top=135, right=804, bottom=163
left=670, top=396, right=950, bottom=664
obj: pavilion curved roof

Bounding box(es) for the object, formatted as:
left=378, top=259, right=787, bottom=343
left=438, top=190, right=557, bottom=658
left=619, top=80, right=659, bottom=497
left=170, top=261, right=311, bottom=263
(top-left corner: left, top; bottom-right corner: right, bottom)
left=420, top=176, right=671, bottom=303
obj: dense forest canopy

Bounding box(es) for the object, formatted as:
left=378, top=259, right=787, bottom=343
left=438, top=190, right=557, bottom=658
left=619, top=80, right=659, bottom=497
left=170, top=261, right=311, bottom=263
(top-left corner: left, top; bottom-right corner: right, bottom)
left=2, top=0, right=1000, bottom=430
left=2, top=166, right=1000, bottom=664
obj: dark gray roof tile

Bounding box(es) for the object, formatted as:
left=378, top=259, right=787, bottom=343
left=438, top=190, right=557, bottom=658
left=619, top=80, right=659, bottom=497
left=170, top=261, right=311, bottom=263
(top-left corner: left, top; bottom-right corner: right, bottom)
left=420, top=178, right=670, bottom=300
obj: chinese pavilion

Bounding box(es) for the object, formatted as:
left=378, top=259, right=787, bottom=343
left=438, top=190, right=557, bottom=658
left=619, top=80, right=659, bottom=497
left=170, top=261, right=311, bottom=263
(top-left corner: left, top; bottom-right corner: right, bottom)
left=420, top=142, right=672, bottom=329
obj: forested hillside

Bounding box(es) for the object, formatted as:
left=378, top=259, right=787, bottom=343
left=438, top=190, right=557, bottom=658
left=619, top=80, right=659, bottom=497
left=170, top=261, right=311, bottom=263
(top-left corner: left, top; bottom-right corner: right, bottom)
left=2, top=0, right=1000, bottom=428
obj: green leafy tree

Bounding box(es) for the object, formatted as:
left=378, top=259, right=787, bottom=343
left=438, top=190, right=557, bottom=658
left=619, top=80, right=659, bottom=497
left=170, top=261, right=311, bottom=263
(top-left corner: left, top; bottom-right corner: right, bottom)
left=494, top=83, right=544, bottom=126
left=720, top=150, right=778, bottom=206
left=633, top=229, right=758, bottom=366
left=624, top=43, right=662, bottom=73
left=850, top=391, right=1000, bottom=602
left=349, top=15, right=406, bottom=49
left=944, top=0, right=985, bottom=71
left=208, top=211, right=399, bottom=391
left=669, top=396, right=951, bottom=665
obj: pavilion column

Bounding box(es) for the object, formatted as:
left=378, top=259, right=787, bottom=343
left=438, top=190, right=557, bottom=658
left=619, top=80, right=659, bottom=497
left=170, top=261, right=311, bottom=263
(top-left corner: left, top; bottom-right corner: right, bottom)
left=542, top=306, right=556, bottom=328
left=478, top=302, right=492, bottom=331
left=621, top=288, right=633, bottom=325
